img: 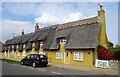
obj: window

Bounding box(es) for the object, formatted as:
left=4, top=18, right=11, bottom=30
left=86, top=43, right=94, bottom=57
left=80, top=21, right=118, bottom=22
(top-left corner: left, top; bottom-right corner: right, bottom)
left=12, top=45, right=14, bottom=49
left=40, top=42, right=43, bottom=47
left=39, top=55, right=46, bottom=58
left=39, top=52, right=46, bottom=55
left=26, top=55, right=30, bottom=59
left=23, top=44, right=26, bottom=49
left=74, top=52, right=83, bottom=61
left=17, top=52, right=20, bottom=56
left=30, top=55, right=36, bottom=59
left=12, top=51, right=14, bottom=55
left=56, top=52, right=62, bottom=59
left=32, top=42, right=35, bottom=47
left=60, top=38, right=67, bottom=44
left=16, top=45, right=18, bottom=49
left=23, top=51, right=26, bottom=56
left=10, top=52, right=12, bottom=55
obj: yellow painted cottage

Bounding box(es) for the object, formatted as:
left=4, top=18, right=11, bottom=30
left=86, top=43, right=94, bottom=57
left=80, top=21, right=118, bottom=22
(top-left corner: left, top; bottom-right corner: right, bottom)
left=1, top=5, right=108, bottom=67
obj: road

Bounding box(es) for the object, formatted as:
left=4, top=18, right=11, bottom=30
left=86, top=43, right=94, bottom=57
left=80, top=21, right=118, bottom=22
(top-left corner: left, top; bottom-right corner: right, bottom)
left=1, top=62, right=119, bottom=77
left=2, top=62, right=92, bottom=75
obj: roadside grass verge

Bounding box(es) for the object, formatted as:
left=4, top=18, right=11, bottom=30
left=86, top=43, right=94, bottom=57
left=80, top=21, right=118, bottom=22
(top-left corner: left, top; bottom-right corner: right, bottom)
left=2, top=59, right=20, bottom=64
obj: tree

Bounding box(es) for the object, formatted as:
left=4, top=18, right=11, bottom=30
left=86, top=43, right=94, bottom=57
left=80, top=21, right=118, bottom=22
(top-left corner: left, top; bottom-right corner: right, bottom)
left=115, top=44, right=120, bottom=49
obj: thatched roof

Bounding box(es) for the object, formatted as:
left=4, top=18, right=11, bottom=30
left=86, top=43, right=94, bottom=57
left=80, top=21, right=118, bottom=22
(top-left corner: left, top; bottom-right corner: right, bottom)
left=25, top=42, right=32, bottom=51
left=18, top=44, right=23, bottom=51
left=5, top=39, right=13, bottom=45
left=50, top=16, right=101, bottom=49
left=34, top=41, right=40, bottom=50
left=42, top=29, right=57, bottom=49
left=4, top=16, right=101, bottom=50
left=21, top=33, right=34, bottom=43
left=65, top=23, right=100, bottom=49
left=29, top=31, right=42, bottom=42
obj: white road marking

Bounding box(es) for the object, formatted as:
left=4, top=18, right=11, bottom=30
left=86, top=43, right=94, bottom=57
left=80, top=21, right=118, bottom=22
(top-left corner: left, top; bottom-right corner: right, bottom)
left=22, top=66, right=26, bottom=67
left=28, top=67, right=34, bottom=69
left=52, top=71, right=61, bottom=75
left=36, top=68, right=45, bottom=71
left=42, top=69, right=46, bottom=71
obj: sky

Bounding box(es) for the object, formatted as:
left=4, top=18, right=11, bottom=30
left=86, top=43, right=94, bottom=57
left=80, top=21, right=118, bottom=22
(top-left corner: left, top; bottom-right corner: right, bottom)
left=0, top=1, right=119, bottom=45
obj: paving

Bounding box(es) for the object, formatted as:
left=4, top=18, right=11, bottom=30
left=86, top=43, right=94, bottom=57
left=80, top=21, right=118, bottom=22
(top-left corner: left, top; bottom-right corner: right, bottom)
left=49, top=63, right=119, bottom=75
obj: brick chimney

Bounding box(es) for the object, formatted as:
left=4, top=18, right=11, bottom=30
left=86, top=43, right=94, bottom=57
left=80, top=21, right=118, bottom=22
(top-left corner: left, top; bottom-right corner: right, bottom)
left=22, top=29, right=24, bottom=35
left=35, top=22, right=39, bottom=32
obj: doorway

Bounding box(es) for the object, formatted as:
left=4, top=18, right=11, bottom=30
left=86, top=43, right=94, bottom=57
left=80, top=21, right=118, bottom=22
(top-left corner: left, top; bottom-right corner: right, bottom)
left=64, top=51, right=70, bottom=64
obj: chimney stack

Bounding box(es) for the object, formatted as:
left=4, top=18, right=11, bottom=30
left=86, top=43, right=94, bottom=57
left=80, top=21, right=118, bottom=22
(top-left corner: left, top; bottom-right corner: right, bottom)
left=22, top=29, right=24, bottom=35
left=35, top=22, right=39, bottom=32
left=100, top=4, right=102, bottom=10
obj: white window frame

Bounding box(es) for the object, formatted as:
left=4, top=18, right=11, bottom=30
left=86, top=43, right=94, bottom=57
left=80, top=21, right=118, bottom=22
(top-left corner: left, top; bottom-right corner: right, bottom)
left=23, top=44, right=26, bottom=49
left=16, top=45, right=18, bottom=49
left=23, top=51, right=26, bottom=56
left=12, top=51, right=14, bottom=55
left=32, top=42, right=35, bottom=47
left=60, top=38, right=67, bottom=44
left=40, top=42, right=43, bottom=47
left=56, top=52, right=62, bottom=59
left=12, top=45, right=14, bottom=49
left=17, top=52, right=20, bottom=56
left=74, top=52, right=83, bottom=61
left=10, top=52, right=12, bottom=55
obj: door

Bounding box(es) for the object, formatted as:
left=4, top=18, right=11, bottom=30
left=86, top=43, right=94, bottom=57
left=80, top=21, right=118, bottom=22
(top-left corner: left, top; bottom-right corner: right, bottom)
left=64, top=51, right=70, bottom=64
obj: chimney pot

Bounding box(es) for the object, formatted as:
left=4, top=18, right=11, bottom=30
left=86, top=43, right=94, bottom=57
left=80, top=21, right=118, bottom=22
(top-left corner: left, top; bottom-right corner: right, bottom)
left=35, top=22, right=39, bottom=32
left=22, top=29, right=24, bottom=35
left=100, top=4, right=102, bottom=10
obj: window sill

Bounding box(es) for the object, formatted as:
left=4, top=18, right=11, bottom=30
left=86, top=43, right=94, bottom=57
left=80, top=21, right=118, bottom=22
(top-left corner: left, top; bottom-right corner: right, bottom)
left=74, top=60, right=83, bottom=62
left=56, top=58, right=62, bottom=60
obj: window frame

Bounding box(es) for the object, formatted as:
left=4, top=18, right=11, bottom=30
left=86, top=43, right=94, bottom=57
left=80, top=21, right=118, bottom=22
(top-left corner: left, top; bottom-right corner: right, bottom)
left=12, top=45, right=14, bottom=49
left=23, top=44, right=26, bottom=49
left=17, top=52, right=20, bottom=56
left=23, top=51, right=26, bottom=56
left=32, top=42, right=35, bottom=47
left=40, top=41, right=43, bottom=47
left=60, top=38, right=67, bottom=44
left=56, top=52, right=62, bottom=59
left=74, top=52, right=83, bottom=61
left=16, top=45, right=19, bottom=49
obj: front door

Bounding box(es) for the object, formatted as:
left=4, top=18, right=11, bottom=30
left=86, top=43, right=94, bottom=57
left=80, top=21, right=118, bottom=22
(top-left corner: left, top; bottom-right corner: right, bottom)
left=64, top=51, right=70, bottom=64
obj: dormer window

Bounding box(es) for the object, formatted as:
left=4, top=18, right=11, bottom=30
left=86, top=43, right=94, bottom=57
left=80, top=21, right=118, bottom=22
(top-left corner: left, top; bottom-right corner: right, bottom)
left=23, top=44, right=26, bottom=49
left=32, top=42, right=35, bottom=47
left=16, top=45, right=18, bottom=49
left=12, top=45, right=14, bottom=49
left=40, top=41, right=43, bottom=47
left=60, top=38, right=67, bottom=44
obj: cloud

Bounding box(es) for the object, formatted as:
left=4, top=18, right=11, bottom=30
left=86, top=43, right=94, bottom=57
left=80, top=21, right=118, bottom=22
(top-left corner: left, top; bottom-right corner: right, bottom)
left=64, top=12, right=83, bottom=22
left=2, top=19, right=34, bottom=42
left=35, top=13, right=60, bottom=26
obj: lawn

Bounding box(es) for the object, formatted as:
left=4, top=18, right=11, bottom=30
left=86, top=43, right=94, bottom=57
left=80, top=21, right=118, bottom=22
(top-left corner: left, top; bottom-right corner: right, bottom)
left=2, top=59, right=20, bottom=64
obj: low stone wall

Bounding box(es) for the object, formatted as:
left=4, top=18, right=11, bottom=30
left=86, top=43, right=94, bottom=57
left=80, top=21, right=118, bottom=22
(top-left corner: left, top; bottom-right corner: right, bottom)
left=108, top=60, right=119, bottom=69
